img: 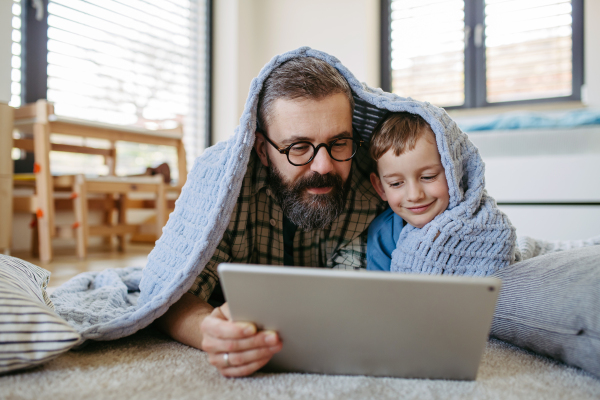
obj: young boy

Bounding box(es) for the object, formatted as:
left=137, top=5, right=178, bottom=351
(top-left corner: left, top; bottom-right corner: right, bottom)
left=366, top=111, right=518, bottom=276
left=367, top=112, right=449, bottom=271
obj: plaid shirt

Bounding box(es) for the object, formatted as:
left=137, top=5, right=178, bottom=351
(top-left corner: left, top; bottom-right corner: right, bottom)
left=188, top=145, right=386, bottom=301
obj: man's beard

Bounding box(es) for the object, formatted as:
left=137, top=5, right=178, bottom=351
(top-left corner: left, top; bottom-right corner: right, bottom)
left=266, top=162, right=352, bottom=231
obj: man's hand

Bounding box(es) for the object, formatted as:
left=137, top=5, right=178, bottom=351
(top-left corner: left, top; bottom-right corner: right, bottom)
left=156, top=294, right=282, bottom=377
left=200, top=303, right=282, bottom=377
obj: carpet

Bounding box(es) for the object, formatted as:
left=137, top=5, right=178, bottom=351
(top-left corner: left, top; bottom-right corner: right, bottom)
left=1, top=328, right=599, bottom=400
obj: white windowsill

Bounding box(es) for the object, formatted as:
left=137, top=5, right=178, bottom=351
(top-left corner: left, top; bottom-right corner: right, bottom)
left=446, top=101, right=587, bottom=119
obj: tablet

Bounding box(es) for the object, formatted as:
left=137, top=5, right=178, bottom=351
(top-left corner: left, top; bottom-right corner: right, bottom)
left=218, top=264, right=501, bottom=380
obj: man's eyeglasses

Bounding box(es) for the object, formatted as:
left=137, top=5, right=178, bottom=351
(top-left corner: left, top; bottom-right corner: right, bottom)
left=258, top=132, right=364, bottom=166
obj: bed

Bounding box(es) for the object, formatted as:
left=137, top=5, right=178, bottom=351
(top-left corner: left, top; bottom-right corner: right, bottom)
left=457, top=109, right=600, bottom=240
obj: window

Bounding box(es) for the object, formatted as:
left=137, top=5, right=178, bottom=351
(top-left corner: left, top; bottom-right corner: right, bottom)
left=17, top=0, right=211, bottom=179
left=10, top=0, right=22, bottom=108
left=381, top=0, right=584, bottom=108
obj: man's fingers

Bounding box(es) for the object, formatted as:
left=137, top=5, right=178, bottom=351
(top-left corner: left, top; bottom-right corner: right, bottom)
left=200, top=313, right=257, bottom=340
left=202, top=330, right=280, bottom=353
left=218, top=303, right=232, bottom=320
left=208, top=345, right=282, bottom=369
left=220, top=356, right=274, bottom=377
left=210, top=305, right=228, bottom=320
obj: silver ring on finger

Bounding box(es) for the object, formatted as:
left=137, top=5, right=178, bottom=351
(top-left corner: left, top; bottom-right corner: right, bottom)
left=223, top=352, right=230, bottom=367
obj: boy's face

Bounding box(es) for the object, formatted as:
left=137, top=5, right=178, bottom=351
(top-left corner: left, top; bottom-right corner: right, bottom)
left=370, top=129, right=450, bottom=229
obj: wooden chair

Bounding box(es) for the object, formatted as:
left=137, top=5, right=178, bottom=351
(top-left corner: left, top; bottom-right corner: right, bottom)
left=72, top=174, right=166, bottom=259
left=11, top=99, right=187, bottom=262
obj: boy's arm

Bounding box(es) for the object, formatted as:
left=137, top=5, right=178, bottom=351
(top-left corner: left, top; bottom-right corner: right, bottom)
left=367, top=208, right=402, bottom=271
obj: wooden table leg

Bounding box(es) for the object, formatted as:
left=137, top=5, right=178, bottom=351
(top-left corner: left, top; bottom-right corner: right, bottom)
left=74, top=174, right=88, bottom=259
left=118, top=193, right=127, bottom=252
left=177, top=140, right=187, bottom=187
left=0, top=103, right=13, bottom=255
left=155, top=182, right=166, bottom=241
left=33, top=100, right=54, bottom=263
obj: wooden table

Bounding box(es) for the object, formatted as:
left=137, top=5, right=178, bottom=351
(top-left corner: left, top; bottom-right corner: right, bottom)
left=12, top=100, right=187, bottom=262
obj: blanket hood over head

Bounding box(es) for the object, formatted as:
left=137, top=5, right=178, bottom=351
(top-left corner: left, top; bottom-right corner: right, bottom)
left=51, top=47, right=517, bottom=343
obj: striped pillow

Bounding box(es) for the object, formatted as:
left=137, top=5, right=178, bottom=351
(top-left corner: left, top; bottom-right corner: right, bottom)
left=0, top=255, right=81, bottom=374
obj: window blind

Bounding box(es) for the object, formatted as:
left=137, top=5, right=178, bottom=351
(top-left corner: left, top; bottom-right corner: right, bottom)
left=10, top=0, right=22, bottom=108
left=390, top=0, right=466, bottom=107
left=388, top=0, right=578, bottom=107
left=485, top=0, right=574, bottom=103
left=45, top=0, right=208, bottom=178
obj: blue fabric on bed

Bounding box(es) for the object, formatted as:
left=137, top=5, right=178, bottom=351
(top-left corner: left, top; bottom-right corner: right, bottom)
left=456, top=109, right=600, bottom=132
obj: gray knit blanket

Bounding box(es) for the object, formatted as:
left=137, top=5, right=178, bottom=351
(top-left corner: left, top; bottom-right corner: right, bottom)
left=50, top=47, right=600, bottom=344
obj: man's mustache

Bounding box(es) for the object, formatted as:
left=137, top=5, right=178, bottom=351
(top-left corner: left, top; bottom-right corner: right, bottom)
left=266, top=163, right=351, bottom=231
left=293, top=172, right=343, bottom=192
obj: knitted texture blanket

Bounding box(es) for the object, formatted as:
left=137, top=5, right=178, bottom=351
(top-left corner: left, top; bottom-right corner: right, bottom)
left=389, top=113, right=519, bottom=276
left=49, top=47, right=598, bottom=343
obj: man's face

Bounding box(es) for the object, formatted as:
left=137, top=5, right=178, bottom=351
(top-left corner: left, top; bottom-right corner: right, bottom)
left=254, top=93, right=354, bottom=230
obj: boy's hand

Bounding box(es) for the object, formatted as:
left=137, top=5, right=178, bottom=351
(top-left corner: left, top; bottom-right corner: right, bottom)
left=200, top=303, right=283, bottom=377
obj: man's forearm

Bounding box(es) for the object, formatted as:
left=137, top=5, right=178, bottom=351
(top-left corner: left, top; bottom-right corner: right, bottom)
left=155, top=293, right=214, bottom=349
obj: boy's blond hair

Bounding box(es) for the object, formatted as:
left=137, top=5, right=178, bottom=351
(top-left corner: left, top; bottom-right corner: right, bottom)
left=369, top=112, right=432, bottom=165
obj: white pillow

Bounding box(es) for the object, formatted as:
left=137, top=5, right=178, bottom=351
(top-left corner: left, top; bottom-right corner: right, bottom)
left=0, top=255, right=81, bottom=374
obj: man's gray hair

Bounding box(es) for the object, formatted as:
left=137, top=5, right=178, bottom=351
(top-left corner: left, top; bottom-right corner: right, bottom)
left=257, top=57, right=355, bottom=131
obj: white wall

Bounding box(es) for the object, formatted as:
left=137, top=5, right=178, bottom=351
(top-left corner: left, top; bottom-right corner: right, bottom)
left=211, top=0, right=380, bottom=144
left=0, top=0, right=12, bottom=103
left=211, top=0, right=241, bottom=151
left=255, top=0, right=380, bottom=87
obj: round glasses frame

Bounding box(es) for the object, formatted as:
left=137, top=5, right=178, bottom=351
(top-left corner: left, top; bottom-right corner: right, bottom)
left=258, top=131, right=364, bottom=166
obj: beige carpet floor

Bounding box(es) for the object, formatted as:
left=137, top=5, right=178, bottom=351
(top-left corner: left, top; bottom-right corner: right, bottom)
left=1, top=328, right=599, bottom=400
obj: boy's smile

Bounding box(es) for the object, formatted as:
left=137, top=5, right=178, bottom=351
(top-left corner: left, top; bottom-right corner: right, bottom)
left=370, top=129, right=450, bottom=229
left=405, top=201, right=435, bottom=214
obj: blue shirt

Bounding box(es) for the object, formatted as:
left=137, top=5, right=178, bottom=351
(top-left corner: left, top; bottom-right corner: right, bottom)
left=367, top=208, right=405, bottom=271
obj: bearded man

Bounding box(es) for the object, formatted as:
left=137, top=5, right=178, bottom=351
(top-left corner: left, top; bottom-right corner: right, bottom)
left=157, top=57, right=386, bottom=377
